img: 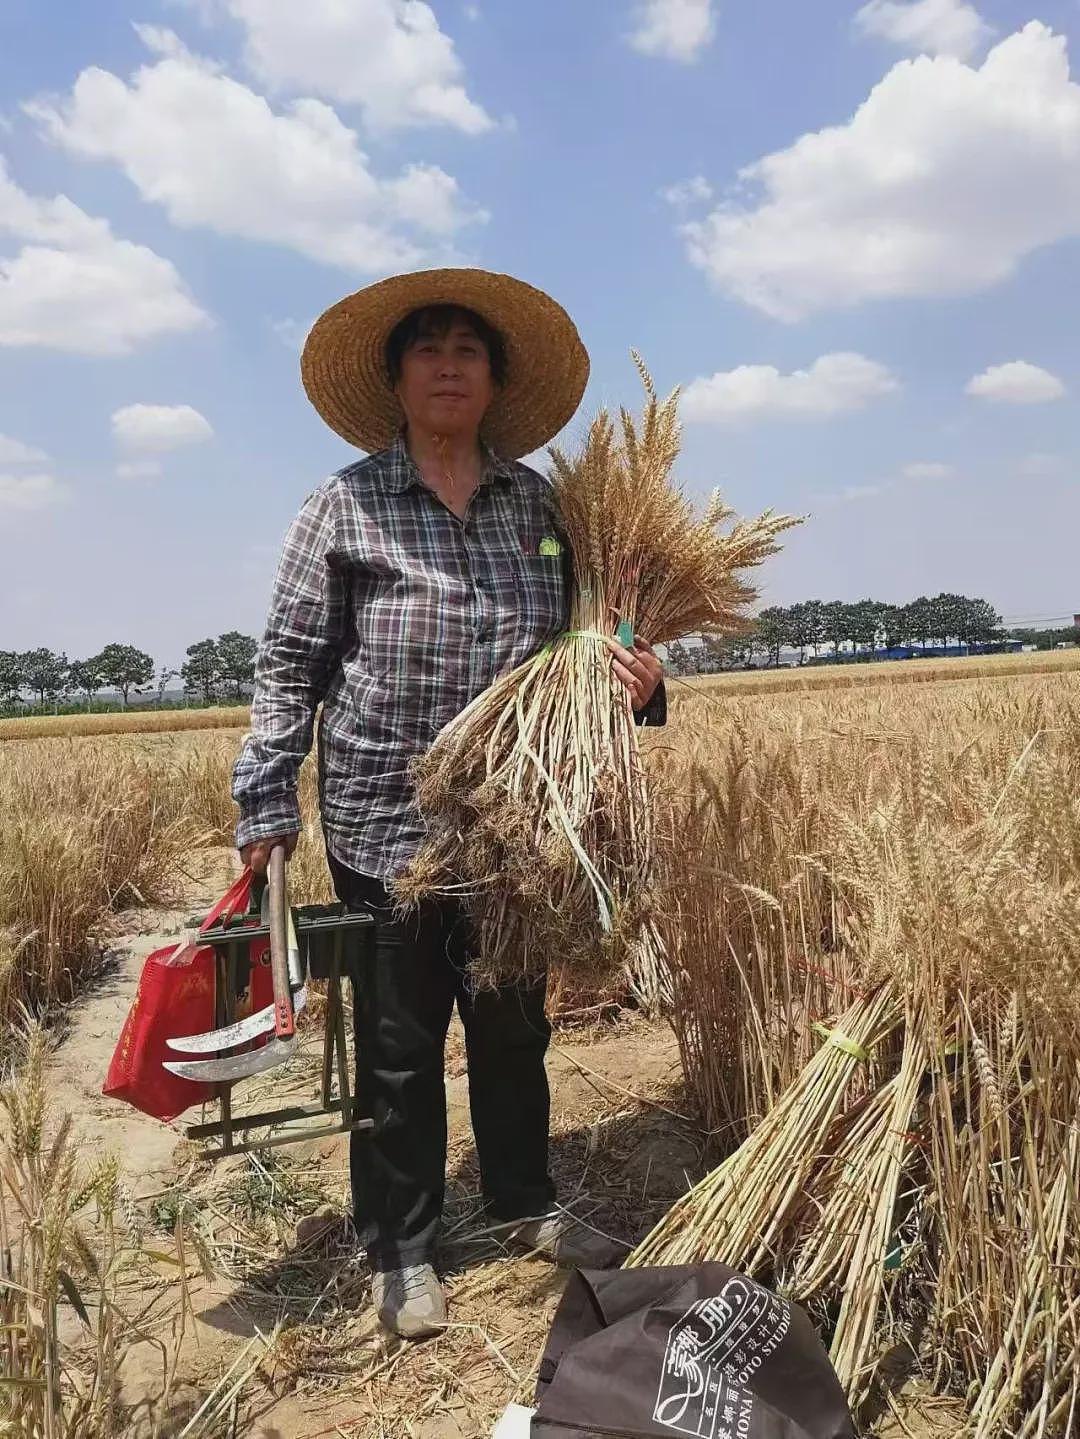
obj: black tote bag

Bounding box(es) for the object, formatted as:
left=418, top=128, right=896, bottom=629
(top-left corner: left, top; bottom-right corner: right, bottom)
left=532, top=1264, right=855, bottom=1439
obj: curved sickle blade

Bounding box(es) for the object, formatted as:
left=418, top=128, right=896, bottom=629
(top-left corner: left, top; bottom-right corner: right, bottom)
left=166, top=985, right=307, bottom=1054
left=168, top=890, right=306, bottom=1055
left=163, top=1036, right=296, bottom=1083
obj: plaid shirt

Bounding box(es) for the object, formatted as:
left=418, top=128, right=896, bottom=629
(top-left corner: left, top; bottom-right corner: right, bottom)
left=233, top=434, right=664, bottom=880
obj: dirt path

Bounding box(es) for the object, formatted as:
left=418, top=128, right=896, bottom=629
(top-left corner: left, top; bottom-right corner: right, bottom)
left=48, top=865, right=699, bottom=1438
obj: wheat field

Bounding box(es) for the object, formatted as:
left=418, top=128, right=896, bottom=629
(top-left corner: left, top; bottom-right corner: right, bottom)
left=2, top=664, right=1078, bottom=1434
left=637, top=669, right=1080, bottom=1431
left=1, top=648, right=1075, bottom=744
left=0, top=704, right=250, bottom=742
left=673, top=644, right=1080, bottom=700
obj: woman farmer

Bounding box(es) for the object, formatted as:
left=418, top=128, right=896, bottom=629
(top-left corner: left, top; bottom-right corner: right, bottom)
left=232, top=269, right=665, bottom=1339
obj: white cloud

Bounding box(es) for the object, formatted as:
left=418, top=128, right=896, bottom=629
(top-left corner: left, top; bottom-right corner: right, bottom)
left=199, top=0, right=494, bottom=133
left=813, top=457, right=955, bottom=506
left=116, top=459, right=164, bottom=480
left=854, top=0, right=993, bottom=61
left=661, top=175, right=713, bottom=207
left=463, top=3, right=481, bottom=19
left=0, top=433, right=49, bottom=465
left=902, top=460, right=954, bottom=479
left=682, top=352, right=899, bottom=424
left=1018, top=451, right=1063, bottom=477
left=965, top=360, right=1066, bottom=403
left=628, top=0, right=715, bottom=62
left=27, top=27, right=485, bottom=275
left=682, top=23, right=1080, bottom=320
left=839, top=483, right=887, bottom=502
left=0, top=472, right=67, bottom=512
left=270, top=316, right=311, bottom=351
left=111, top=403, right=214, bottom=451
left=0, top=156, right=209, bottom=354
left=809, top=481, right=889, bottom=507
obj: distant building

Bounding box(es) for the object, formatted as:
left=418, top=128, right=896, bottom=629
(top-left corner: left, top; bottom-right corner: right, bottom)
left=873, top=642, right=1023, bottom=661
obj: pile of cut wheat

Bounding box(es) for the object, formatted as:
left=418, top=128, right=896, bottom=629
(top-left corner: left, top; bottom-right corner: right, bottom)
left=630, top=685, right=1080, bottom=1435
left=397, top=359, right=797, bottom=1007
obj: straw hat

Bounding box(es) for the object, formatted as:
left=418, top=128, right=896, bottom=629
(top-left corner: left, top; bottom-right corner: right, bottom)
left=300, top=268, right=589, bottom=460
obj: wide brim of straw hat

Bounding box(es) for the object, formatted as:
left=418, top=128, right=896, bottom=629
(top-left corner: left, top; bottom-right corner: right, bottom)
left=300, top=268, right=590, bottom=460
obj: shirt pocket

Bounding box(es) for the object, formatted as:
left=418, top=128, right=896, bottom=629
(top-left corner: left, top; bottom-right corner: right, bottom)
left=507, top=553, right=567, bottom=650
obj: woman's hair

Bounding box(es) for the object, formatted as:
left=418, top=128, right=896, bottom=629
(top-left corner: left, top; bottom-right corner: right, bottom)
left=385, top=304, right=508, bottom=387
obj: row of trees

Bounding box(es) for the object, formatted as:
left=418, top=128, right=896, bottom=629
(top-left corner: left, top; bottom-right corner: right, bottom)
left=5, top=594, right=1072, bottom=706
left=1008, top=625, right=1078, bottom=650
left=668, top=593, right=1008, bottom=672
left=0, top=633, right=260, bottom=711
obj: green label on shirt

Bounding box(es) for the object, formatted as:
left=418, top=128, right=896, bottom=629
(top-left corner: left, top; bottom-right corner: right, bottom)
left=538, top=535, right=563, bottom=557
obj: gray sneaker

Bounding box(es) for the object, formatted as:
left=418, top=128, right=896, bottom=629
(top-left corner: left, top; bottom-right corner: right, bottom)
left=371, top=1263, right=448, bottom=1339
left=504, top=1213, right=626, bottom=1269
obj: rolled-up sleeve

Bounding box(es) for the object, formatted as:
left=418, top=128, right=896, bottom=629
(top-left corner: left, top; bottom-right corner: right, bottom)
left=233, top=486, right=346, bottom=849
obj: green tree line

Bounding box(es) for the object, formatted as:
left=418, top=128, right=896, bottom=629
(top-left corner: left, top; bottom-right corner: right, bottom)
left=667, top=593, right=1066, bottom=673
left=3, top=595, right=1073, bottom=712
left=0, top=633, right=260, bottom=714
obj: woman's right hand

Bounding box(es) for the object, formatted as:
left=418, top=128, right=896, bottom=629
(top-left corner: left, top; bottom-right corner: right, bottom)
left=240, top=833, right=299, bottom=876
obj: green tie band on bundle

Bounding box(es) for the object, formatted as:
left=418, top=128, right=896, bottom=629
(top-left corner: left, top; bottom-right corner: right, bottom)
left=812, top=1021, right=870, bottom=1061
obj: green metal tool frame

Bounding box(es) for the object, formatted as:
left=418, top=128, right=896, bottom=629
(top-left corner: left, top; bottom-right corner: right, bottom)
left=182, top=901, right=376, bottom=1160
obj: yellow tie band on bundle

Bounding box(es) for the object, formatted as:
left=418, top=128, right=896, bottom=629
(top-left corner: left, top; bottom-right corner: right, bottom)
left=812, top=1022, right=871, bottom=1061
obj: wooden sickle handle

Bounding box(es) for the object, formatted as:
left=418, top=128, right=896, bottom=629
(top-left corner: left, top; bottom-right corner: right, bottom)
left=267, top=844, right=295, bottom=1040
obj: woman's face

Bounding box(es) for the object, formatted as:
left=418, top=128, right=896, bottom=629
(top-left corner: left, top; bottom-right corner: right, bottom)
left=396, top=318, right=496, bottom=442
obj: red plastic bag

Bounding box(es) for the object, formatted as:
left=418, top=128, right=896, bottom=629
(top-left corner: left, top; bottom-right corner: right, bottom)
left=103, top=869, right=274, bottom=1122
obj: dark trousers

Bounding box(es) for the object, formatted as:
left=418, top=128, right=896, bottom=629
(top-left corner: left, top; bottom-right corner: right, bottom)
left=328, top=854, right=556, bottom=1270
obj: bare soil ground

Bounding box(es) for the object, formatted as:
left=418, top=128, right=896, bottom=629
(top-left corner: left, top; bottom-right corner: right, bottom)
left=48, top=858, right=700, bottom=1437
left=49, top=862, right=958, bottom=1438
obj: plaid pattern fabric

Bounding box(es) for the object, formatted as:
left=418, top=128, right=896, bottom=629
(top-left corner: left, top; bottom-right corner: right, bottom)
left=233, top=435, right=573, bottom=880
left=234, top=435, right=666, bottom=880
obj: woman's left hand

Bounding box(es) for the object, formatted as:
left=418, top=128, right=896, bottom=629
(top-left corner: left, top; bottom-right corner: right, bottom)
left=607, top=635, right=663, bottom=710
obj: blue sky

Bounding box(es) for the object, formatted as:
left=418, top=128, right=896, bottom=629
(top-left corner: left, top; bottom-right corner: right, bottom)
left=1, top=0, right=1078, bottom=666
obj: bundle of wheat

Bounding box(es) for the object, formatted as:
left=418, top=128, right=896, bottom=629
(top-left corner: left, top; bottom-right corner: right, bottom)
left=397, top=358, right=798, bottom=1005
left=628, top=695, right=1080, bottom=1433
